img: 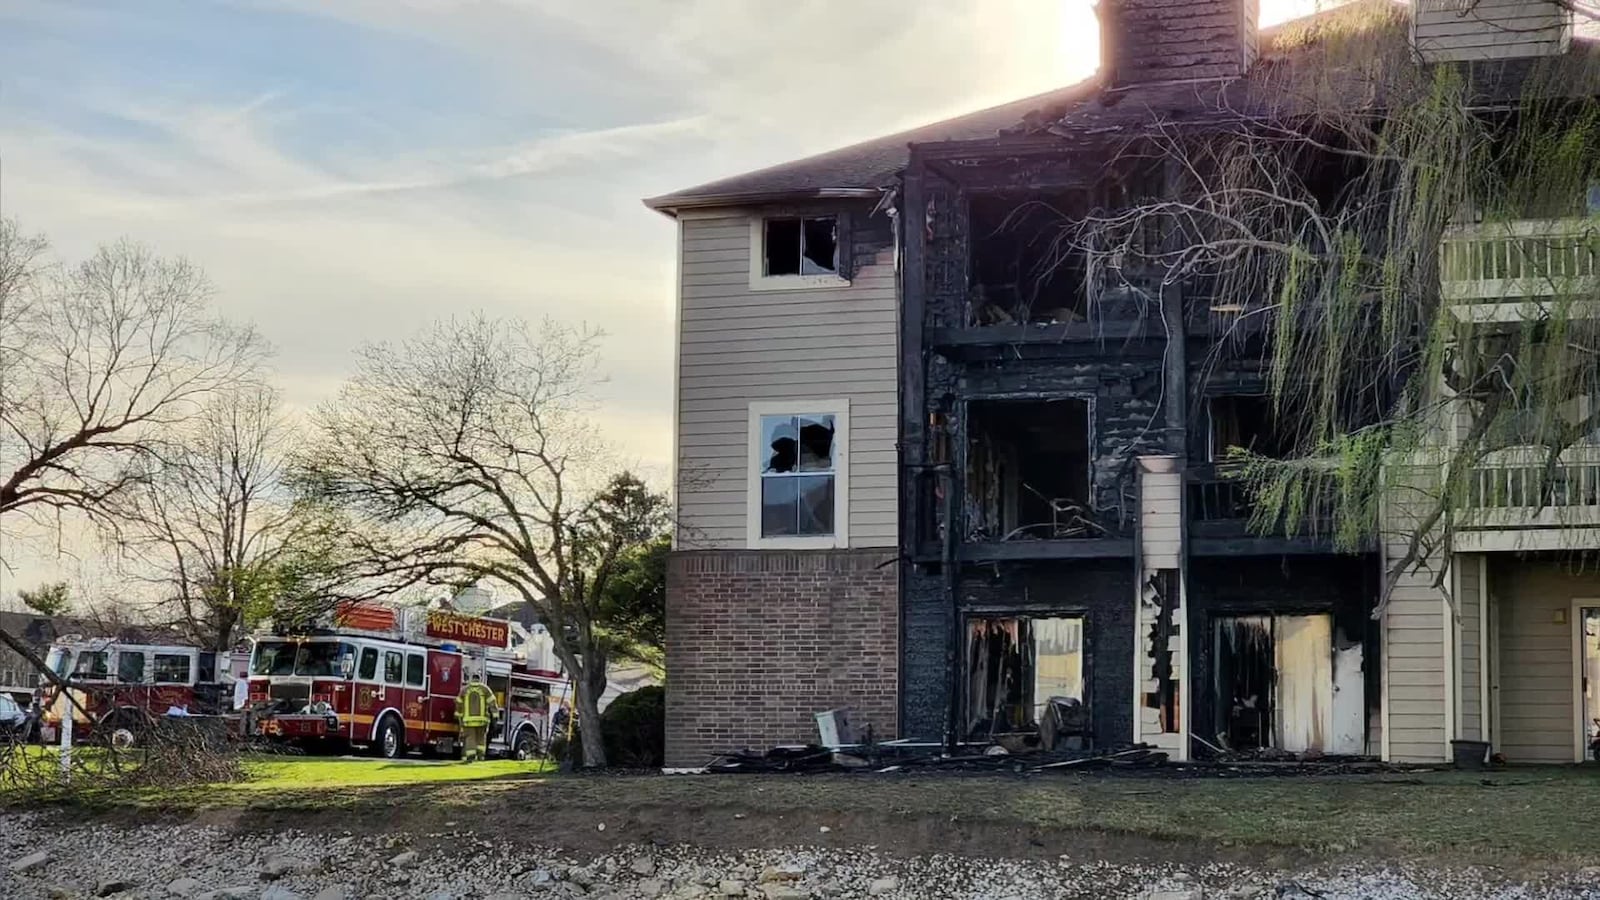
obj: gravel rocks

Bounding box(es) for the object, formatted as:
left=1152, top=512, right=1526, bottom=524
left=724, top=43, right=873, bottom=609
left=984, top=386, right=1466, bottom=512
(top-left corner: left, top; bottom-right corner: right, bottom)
left=11, top=850, right=49, bottom=874
left=1, top=812, right=1598, bottom=900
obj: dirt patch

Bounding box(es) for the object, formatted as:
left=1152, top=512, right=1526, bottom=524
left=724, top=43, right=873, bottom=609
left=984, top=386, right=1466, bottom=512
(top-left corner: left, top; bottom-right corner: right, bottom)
left=70, top=784, right=1315, bottom=871
left=34, top=767, right=1600, bottom=877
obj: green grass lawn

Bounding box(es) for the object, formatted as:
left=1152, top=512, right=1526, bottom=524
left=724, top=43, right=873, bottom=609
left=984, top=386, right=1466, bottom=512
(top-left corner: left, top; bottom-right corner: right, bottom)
left=237, top=755, right=552, bottom=789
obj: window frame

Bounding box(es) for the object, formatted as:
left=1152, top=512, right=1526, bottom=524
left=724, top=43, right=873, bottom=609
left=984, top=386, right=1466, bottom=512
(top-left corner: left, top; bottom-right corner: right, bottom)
left=152, top=653, right=193, bottom=685
left=117, top=650, right=147, bottom=684
left=746, top=399, right=850, bottom=549
left=405, top=653, right=426, bottom=688
left=74, top=650, right=112, bottom=681
left=382, top=651, right=404, bottom=686
left=747, top=214, right=851, bottom=292
left=358, top=647, right=379, bottom=681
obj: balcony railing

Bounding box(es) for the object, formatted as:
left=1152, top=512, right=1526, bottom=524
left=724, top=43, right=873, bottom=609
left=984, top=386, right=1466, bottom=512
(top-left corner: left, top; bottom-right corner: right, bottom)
left=1185, top=467, right=1343, bottom=553
left=1464, top=445, right=1600, bottom=528
left=1439, top=219, right=1600, bottom=304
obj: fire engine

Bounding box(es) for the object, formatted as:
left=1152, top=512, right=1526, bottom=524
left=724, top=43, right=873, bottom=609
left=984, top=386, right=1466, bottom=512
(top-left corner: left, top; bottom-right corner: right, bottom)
left=37, top=637, right=227, bottom=746
left=245, top=603, right=566, bottom=759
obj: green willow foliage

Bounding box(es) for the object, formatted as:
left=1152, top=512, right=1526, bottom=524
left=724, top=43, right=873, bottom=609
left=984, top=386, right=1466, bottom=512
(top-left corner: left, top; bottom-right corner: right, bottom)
left=1083, top=1, right=1600, bottom=581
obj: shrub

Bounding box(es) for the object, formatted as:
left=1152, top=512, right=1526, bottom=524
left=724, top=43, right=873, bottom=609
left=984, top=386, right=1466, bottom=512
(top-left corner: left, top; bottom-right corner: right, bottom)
left=549, top=686, right=665, bottom=769
left=600, top=686, right=664, bottom=768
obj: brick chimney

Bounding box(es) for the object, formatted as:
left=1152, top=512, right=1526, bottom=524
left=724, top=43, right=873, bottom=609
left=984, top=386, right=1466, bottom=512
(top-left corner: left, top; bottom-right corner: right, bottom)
left=1097, top=0, right=1261, bottom=88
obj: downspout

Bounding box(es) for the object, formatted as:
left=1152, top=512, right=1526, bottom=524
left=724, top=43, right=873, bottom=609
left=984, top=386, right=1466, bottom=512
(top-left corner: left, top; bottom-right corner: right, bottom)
left=941, top=459, right=960, bottom=756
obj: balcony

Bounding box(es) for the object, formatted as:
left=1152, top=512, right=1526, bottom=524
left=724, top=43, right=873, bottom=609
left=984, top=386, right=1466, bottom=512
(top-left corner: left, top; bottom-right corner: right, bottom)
left=1455, top=446, right=1600, bottom=552
left=1462, top=445, right=1600, bottom=524
left=1439, top=219, right=1600, bottom=322
left=1186, top=468, right=1340, bottom=556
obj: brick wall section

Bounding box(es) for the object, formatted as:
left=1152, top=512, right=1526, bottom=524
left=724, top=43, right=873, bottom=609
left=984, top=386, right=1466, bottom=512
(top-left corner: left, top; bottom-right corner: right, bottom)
left=1104, top=0, right=1259, bottom=86
left=665, top=549, right=899, bottom=768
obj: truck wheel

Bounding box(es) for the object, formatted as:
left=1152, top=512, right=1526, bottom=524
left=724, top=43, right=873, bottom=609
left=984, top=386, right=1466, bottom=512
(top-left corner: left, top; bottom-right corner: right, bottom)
left=513, top=729, right=540, bottom=761
left=102, top=707, right=149, bottom=750
left=373, top=716, right=404, bottom=760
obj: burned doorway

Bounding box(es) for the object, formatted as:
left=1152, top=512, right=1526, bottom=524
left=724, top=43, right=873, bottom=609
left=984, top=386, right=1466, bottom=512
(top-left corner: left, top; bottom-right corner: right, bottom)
left=966, top=399, right=1095, bottom=541
left=964, top=616, right=1090, bottom=749
left=1212, top=614, right=1364, bottom=755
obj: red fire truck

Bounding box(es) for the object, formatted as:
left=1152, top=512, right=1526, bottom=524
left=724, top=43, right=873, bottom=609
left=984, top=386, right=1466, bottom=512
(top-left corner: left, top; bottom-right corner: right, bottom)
left=245, top=603, right=565, bottom=759
left=37, top=637, right=227, bottom=746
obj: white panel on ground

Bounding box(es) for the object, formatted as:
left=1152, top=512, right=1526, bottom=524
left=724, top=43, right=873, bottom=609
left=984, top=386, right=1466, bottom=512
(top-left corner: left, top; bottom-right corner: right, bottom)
left=1275, top=615, right=1333, bottom=753
left=1330, top=642, right=1365, bottom=755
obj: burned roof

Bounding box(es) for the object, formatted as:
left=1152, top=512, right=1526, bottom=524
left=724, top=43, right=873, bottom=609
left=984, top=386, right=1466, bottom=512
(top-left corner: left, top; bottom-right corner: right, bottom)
left=644, top=1, right=1600, bottom=214
left=642, top=81, right=1098, bottom=214
left=994, top=1, right=1600, bottom=153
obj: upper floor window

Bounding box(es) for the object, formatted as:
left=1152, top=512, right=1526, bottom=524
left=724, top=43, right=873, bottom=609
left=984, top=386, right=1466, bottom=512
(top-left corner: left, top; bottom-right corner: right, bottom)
left=749, top=215, right=849, bottom=291
left=766, top=216, right=837, bottom=276
left=747, top=400, right=850, bottom=548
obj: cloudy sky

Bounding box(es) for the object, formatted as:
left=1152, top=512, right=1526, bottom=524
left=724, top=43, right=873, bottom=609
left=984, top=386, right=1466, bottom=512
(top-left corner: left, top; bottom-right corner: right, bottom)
left=0, top=0, right=1329, bottom=592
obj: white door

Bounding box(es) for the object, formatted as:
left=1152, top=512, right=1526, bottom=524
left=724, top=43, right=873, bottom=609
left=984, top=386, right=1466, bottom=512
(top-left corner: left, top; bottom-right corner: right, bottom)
left=1274, top=615, right=1333, bottom=753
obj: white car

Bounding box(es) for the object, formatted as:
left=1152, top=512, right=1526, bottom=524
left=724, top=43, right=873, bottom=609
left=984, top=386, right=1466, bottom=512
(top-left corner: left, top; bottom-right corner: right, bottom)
left=0, top=694, right=27, bottom=736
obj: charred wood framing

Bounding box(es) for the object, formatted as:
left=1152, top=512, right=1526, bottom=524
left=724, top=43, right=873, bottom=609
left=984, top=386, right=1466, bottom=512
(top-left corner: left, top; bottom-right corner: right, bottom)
left=896, top=20, right=1383, bottom=745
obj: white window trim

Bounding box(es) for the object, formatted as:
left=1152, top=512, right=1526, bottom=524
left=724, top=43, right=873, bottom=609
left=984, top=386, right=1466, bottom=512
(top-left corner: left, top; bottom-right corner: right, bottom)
left=748, top=217, right=850, bottom=292
left=747, top=399, right=850, bottom=550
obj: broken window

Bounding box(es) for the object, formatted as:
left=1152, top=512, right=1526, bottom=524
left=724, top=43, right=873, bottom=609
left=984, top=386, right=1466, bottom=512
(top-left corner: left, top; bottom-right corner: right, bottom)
left=967, top=399, right=1096, bottom=540
left=764, top=216, right=838, bottom=277
left=1212, top=614, right=1364, bottom=755
left=969, top=194, right=1087, bottom=326
left=965, top=616, right=1086, bottom=745
left=758, top=413, right=836, bottom=538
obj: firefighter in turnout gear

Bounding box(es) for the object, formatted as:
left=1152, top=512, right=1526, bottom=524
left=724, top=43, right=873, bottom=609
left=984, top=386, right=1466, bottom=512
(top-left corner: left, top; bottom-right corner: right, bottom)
left=456, top=675, right=498, bottom=763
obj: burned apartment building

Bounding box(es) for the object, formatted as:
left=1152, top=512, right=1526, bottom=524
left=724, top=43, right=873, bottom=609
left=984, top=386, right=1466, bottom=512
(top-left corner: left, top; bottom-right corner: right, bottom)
left=897, top=1, right=1390, bottom=762
left=647, top=0, right=1600, bottom=768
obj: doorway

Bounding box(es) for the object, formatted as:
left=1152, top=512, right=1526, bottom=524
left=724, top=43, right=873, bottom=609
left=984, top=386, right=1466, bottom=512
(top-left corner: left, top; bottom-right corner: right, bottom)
left=1211, top=613, right=1364, bottom=755
left=964, top=616, right=1087, bottom=745
left=1580, top=607, right=1600, bottom=762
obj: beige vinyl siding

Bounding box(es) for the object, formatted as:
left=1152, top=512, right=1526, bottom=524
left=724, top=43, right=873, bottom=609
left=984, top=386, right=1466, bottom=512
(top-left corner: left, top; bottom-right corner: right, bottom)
left=675, top=210, right=898, bottom=549
left=1413, top=0, right=1569, bottom=62
left=1490, top=560, right=1600, bottom=763
left=1457, top=554, right=1483, bottom=741
left=1138, top=467, right=1183, bottom=568
left=1382, top=465, right=1449, bottom=762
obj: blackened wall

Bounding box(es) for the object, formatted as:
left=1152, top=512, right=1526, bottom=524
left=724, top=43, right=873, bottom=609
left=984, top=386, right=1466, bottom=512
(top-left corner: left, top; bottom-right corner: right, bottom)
left=958, top=351, right=1167, bottom=535
left=901, top=559, right=1136, bottom=745
left=1185, top=555, right=1379, bottom=749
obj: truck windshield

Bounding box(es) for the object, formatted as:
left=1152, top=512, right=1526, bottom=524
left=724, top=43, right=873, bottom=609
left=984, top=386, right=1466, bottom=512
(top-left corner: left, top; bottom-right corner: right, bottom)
left=45, top=648, right=70, bottom=679
left=250, top=640, right=354, bottom=677
left=251, top=641, right=298, bottom=676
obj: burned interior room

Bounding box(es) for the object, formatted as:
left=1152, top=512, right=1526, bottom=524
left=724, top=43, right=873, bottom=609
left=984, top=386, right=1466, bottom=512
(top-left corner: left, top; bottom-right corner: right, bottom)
left=966, top=398, right=1094, bottom=540
left=1188, top=558, right=1377, bottom=758
left=964, top=615, right=1090, bottom=748
left=968, top=193, right=1086, bottom=327
left=1207, top=395, right=1298, bottom=462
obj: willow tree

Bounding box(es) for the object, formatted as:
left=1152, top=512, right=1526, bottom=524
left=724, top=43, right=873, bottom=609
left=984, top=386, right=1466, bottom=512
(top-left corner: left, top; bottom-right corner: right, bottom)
left=1059, top=2, right=1600, bottom=612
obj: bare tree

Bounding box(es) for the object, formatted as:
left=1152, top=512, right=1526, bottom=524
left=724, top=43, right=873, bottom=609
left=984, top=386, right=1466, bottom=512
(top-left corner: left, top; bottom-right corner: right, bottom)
left=297, top=315, right=670, bottom=766
left=0, top=220, right=267, bottom=534
left=107, top=384, right=327, bottom=650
